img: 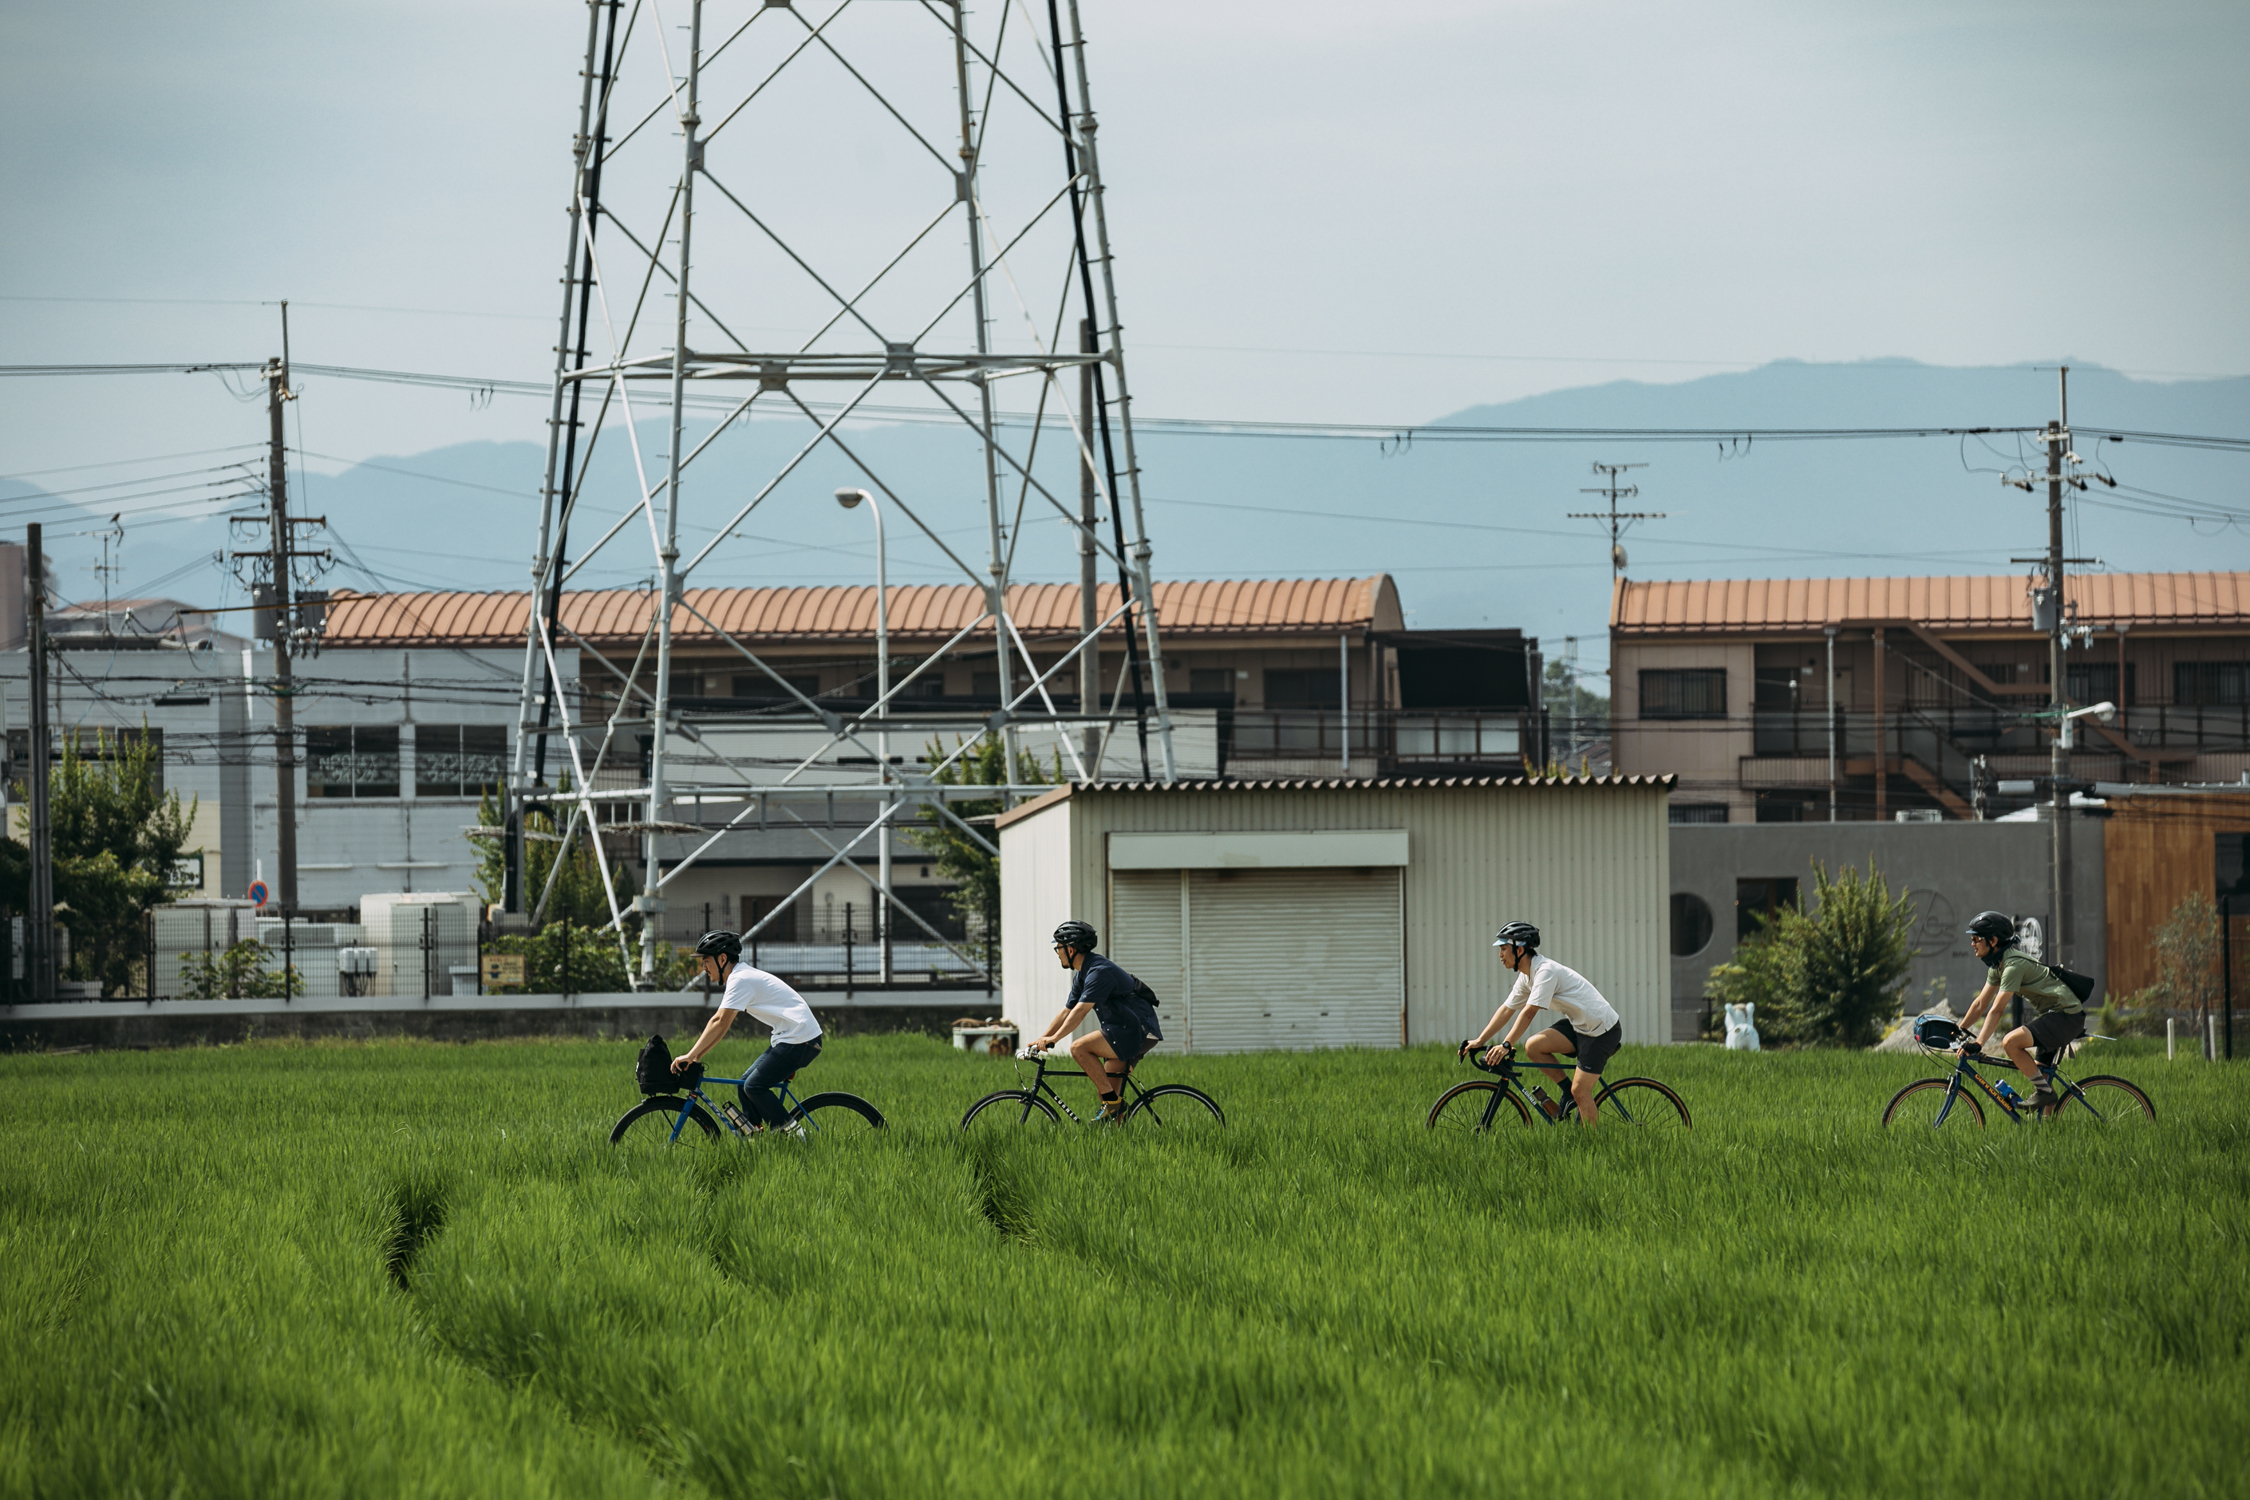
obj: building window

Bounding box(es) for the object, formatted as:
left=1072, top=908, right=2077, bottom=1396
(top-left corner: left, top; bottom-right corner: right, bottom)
left=416, top=725, right=507, bottom=799
left=1639, top=668, right=1727, bottom=720
left=2066, top=661, right=2133, bottom=707
left=1669, top=804, right=1728, bottom=825
left=1670, top=893, right=1714, bottom=957
left=973, top=672, right=1002, bottom=698
left=2174, top=662, right=2248, bottom=707
left=732, top=673, right=820, bottom=699
left=1736, top=877, right=1799, bottom=941
left=1263, top=668, right=1340, bottom=709
left=307, top=726, right=400, bottom=799
left=1189, top=668, right=1234, bottom=696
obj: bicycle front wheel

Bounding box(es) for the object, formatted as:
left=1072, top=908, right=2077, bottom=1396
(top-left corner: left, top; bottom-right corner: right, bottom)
left=1593, top=1077, right=1691, bottom=1129
left=2056, top=1075, right=2155, bottom=1125
left=960, top=1090, right=1061, bottom=1131
left=1426, top=1080, right=1533, bottom=1132
left=610, top=1096, right=723, bottom=1154
left=789, top=1091, right=886, bottom=1133
left=1881, top=1078, right=1986, bottom=1129
left=1123, top=1084, right=1226, bottom=1132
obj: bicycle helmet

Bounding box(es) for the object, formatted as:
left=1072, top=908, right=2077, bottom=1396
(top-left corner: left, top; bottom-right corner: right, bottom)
left=1963, top=911, right=2016, bottom=944
left=694, top=930, right=743, bottom=960
left=1491, top=921, right=1541, bottom=952
left=1052, top=919, right=1098, bottom=953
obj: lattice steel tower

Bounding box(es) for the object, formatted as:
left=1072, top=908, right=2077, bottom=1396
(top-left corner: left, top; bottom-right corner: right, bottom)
left=507, top=0, right=1177, bottom=985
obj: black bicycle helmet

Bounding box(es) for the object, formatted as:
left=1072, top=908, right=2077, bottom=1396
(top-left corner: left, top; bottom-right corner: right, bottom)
left=1963, top=911, right=2016, bottom=944
left=1052, top=919, right=1098, bottom=953
left=694, top=930, right=743, bottom=960
left=1491, top=921, right=1541, bottom=951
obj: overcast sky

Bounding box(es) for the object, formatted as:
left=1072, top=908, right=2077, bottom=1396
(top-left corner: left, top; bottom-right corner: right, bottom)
left=3, top=1, right=2246, bottom=484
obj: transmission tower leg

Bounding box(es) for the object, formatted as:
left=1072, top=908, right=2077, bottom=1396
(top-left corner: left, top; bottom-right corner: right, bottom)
left=1065, top=0, right=1174, bottom=780
left=642, top=0, right=705, bottom=984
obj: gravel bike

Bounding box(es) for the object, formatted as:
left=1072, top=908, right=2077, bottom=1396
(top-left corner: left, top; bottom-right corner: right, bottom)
left=959, top=1047, right=1225, bottom=1132
left=1426, top=1045, right=1691, bottom=1131
left=1881, top=1019, right=2153, bottom=1129
left=610, top=1058, right=884, bottom=1152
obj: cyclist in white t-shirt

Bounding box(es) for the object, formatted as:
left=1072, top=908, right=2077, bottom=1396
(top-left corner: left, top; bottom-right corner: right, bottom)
left=1460, top=921, right=1623, bottom=1124
left=671, top=930, right=825, bottom=1133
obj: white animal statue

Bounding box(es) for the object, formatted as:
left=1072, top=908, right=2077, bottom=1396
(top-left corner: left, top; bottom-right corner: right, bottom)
left=1724, top=1002, right=1761, bottom=1051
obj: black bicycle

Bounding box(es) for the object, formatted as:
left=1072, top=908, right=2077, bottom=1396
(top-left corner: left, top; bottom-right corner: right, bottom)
left=1426, top=1045, right=1691, bottom=1131
left=959, top=1047, right=1225, bottom=1132
left=1881, top=1017, right=2154, bottom=1128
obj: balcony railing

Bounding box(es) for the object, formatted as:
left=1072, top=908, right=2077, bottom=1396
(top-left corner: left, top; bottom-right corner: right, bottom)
left=1227, top=709, right=1544, bottom=773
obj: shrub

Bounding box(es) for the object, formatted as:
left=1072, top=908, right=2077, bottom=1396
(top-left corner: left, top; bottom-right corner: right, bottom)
left=1706, top=858, right=1917, bottom=1047
left=2150, top=890, right=2221, bottom=1028
left=178, top=939, right=303, bottom=1000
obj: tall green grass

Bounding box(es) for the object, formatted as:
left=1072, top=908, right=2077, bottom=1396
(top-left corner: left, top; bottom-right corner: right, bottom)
left=1, top=1036, right=2243, bottom=1498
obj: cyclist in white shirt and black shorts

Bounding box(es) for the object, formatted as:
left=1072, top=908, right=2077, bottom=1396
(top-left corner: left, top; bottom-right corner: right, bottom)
left=671, top=930, right=825, bottom=1135
left=1460, top=921, right=1623, bottom=1124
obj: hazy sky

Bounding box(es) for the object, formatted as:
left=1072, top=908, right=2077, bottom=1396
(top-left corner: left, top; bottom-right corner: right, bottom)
left=3, top=1, right=2246, bottom=491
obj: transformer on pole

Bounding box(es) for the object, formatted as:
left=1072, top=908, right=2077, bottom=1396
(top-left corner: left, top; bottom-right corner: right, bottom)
left=509, top=0, right=1177, bottom=987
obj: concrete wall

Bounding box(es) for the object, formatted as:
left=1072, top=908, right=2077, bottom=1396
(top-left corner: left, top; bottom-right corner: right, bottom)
left=1000, top=779, right=1671, bottom=1050
left=1669, top=818, right=2108, bottom=1031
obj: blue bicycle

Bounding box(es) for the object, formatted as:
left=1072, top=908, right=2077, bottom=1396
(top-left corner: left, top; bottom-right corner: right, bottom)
left=609, top=1058, right=884, bottom=1152
left=1881, top=1016, right=2153, bottom=1128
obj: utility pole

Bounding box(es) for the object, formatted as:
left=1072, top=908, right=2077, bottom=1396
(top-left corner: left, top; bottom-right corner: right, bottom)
left=1078, top=316, right=1101, bottom=779
left=25, top=523, right=53, bottom=999
left=2045, top=369, right=2071, bottom=963
left=266, top=346, right=299, bottom=915
left=1569, top=463, right=1663, bottom=590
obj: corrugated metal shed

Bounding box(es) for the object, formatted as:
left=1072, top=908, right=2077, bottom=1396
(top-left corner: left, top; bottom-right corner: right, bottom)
left=321, top=576, right=1405, bottom=649
left=1614, top=572, right=2250, bottom=635
left=998, top=776, right=1674, bottom=1053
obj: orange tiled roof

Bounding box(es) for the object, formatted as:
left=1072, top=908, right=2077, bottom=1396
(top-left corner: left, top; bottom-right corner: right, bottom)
left=321, top=576, right=1402, bottom=648
left=1613, top=572, right=2250, bottom=635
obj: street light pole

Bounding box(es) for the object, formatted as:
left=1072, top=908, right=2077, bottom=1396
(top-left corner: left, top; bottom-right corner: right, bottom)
left=837, top=488, right=891, bottom=983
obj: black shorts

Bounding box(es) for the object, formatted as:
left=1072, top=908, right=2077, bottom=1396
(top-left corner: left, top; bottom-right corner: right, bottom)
left=1547, top=1017, right=1623, bottom=1076
left=1098, top=1024, right=1156, bottom=1068
left=2027, top=1009, right=2086, bottom=1067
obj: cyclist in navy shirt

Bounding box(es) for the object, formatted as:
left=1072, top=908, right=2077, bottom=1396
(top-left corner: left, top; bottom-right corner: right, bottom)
left=1028, top=919, right=1162, bottom=1121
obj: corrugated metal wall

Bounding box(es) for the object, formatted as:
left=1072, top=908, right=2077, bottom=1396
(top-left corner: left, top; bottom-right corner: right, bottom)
left=1004, top=783, right=1670, bottom=1050
left=999, top=796, right=1077, bottom=1033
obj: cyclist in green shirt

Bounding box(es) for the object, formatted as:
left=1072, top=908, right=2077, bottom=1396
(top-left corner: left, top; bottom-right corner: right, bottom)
left=1958, top=910, right=2085, bottom=1114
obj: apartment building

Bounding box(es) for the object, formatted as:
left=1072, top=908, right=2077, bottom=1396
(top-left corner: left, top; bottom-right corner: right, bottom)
left=1612, top=571, right=2250, bottom=822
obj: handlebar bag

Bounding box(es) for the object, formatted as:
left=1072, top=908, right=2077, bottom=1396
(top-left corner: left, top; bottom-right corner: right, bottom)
left=634, top=1034, right=673, bottom=1095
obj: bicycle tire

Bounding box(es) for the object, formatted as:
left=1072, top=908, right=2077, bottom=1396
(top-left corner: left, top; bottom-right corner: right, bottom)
left=1881, top=1077, right=1986, bottom=1129
left=1122, top=1084, right=1226, bottom=1131
left=610, top=1095, right=722, bottom=1150
left=1593, top=1076, right=1692, bottom=1129
left=2056, top=1075, right=2156, bottom=1125
left=788, top=1091, right=886, bottom=1132
left=1425, top=1080, right=1534, bottom=1132
left=959, top=1089, right=1062, bottom=1131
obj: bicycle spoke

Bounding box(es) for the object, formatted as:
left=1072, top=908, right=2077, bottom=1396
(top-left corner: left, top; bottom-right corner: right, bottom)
left=2055, top=1076, right=2156, bottom=1126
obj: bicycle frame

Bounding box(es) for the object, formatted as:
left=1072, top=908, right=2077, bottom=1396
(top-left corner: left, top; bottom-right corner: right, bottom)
left=1466, top=1054, right=1584, bottom=1125
left=1012, top=1050, right=1156, bottom=1124
left=655, top=1072, right=812, bottom=1143
left=1926, top=1050, right=2081, bottom=1126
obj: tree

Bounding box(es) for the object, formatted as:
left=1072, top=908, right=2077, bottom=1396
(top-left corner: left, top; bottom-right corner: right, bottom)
left=1542, top=655, right=1610, bottom=726
left=2150, top=889, right=2220, bottom=1030
left=1706, top=858, right=1917, bottom=1047
left=470, top=781, right=637, bottom=929
left=908, top=734, right=1053, bottom=969
left=1, top=727, right=196, bottom=996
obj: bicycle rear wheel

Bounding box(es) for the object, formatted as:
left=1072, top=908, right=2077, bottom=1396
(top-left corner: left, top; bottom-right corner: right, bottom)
left=610, top=1096, right=723, bottom=1153
left=1123, top=1084, right=1226, bottom=1132
left=959, top=1089, right=1061, bottom=1131
left=1593, top=1077, right=1691, bottom=1129
left=1881, top=1078, right=1985, bottom=1129
left=2055, top=1075, right=2155, bottom=1125
left=1425, top=1080, right=1533, bottom=1132
left=788, top=1091, right=886, bottom=1133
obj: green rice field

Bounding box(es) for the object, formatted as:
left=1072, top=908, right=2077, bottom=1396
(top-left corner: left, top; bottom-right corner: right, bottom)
left=1, top=1034, right=2243, bottom=1498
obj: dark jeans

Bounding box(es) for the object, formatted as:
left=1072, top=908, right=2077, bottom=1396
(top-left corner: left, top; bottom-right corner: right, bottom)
left=739, top=1036, right=822, bottom=1127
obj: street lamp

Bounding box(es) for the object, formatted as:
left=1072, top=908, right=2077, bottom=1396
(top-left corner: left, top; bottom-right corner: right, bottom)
left=836, top=487, right=892, bottom=982
left=2057, top=699, right=2115, bottom=751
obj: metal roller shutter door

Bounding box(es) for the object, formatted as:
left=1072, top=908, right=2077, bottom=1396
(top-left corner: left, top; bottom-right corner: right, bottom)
left=1107, top=869, right=1187, bottom=1050
left=1188, top=869, right=1403, bottom=1053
